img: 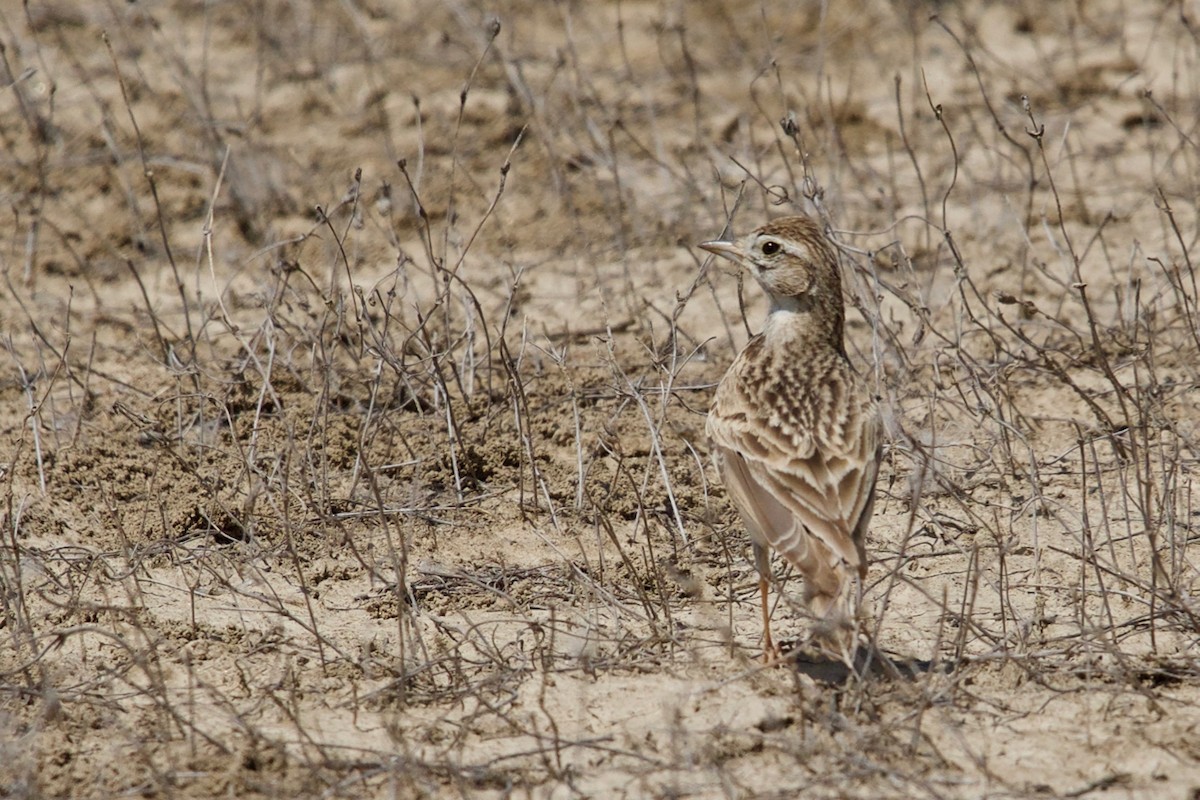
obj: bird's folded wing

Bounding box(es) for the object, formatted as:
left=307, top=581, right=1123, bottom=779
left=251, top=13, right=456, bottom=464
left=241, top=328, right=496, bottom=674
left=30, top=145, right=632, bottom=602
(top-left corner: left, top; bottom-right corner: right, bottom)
left=711, top=408, right=878, bottom=576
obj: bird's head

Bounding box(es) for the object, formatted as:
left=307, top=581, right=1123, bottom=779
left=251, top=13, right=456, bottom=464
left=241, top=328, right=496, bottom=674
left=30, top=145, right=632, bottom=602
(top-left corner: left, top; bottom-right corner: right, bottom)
left=699, top=214, right=847, bottom=346
left=699, top=215, right=840, bottom=301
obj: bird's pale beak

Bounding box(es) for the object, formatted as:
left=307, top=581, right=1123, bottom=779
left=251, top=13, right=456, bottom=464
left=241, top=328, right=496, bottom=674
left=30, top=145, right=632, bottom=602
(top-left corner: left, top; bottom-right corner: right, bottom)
left=699, top=240, right=742, bottom=263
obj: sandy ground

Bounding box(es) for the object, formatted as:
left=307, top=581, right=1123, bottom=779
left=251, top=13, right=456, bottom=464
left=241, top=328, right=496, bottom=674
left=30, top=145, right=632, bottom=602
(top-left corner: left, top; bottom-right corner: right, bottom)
left=3, top=1, right=1200, bottom=797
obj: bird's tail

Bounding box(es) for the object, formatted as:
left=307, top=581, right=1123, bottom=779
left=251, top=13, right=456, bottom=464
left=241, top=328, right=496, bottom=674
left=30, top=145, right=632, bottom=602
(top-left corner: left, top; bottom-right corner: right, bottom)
left=806, top=571, right=860, bottom=663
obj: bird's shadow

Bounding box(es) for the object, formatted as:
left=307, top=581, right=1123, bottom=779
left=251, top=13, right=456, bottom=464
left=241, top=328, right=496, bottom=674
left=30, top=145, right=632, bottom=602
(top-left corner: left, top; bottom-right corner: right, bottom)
left=785, top=644, right=953, bottom=683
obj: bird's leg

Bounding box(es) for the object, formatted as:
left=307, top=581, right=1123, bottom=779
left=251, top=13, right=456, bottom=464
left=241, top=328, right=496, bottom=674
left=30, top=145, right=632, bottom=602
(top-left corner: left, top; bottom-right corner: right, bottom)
left=759, top=573, right=777, bottom=662
left=753, top=542, right=779, bottom=663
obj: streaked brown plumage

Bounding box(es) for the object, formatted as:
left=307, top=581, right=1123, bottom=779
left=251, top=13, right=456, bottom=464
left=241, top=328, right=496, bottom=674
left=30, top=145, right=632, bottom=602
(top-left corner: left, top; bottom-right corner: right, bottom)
left=700, top=214, right=880, bottom=661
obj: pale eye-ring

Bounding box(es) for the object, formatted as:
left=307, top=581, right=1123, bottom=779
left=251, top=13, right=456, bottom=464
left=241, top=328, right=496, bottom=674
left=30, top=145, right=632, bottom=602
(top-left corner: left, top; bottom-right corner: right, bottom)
left=760, top=240, right=781, bottom=255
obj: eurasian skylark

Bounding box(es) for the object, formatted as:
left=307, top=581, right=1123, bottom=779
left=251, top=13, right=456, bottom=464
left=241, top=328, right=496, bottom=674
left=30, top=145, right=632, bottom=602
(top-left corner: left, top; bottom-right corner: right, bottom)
left=701, top=214, right=881, bottom=661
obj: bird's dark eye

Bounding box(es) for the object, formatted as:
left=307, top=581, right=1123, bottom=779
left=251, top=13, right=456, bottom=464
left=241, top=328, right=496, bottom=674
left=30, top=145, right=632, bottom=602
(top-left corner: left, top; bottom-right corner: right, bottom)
left=761, top=240, right=781, bottom=255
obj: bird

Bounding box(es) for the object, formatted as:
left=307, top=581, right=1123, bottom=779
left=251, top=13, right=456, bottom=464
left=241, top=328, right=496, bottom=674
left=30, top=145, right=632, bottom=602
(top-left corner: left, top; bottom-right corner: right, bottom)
left=700, top=214, right=881, bottom=662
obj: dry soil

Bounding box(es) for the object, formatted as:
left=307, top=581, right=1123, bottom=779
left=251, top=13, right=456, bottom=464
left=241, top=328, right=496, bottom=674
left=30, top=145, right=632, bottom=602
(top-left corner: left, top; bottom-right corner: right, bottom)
left=3, top=1, right=1200, bottom=798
